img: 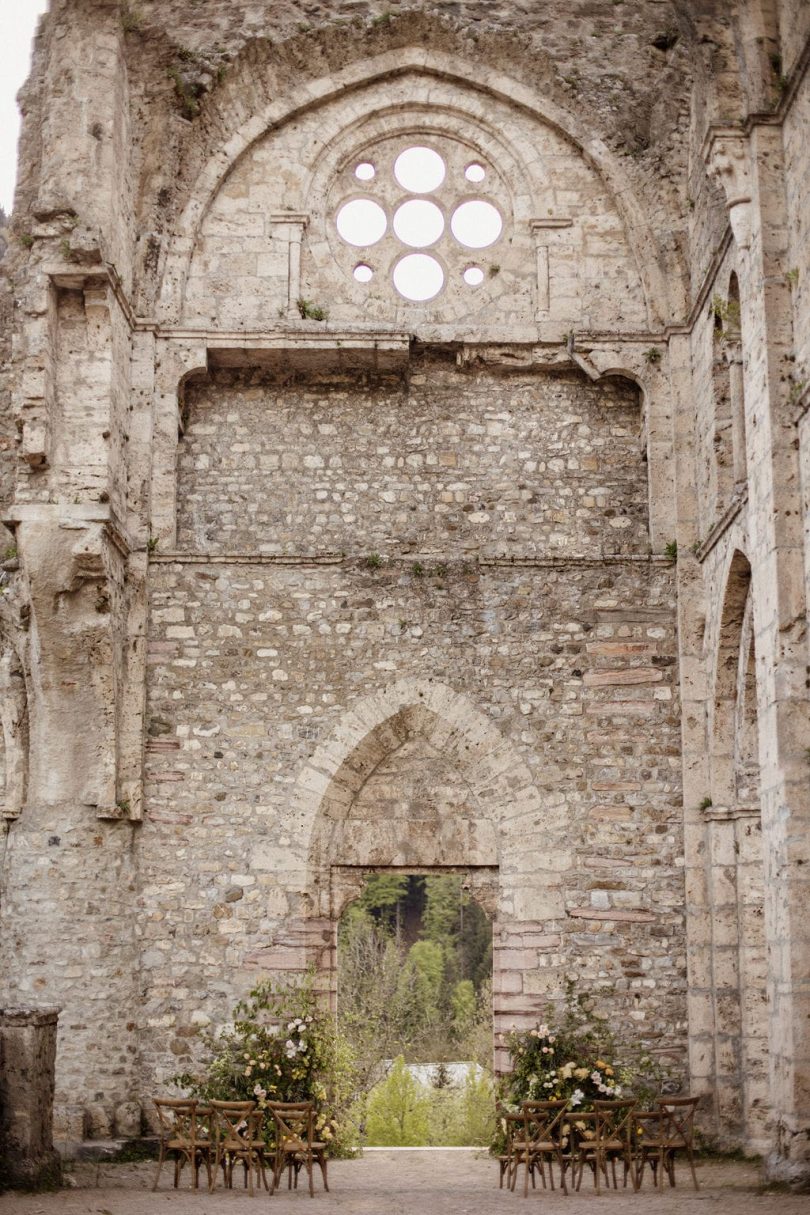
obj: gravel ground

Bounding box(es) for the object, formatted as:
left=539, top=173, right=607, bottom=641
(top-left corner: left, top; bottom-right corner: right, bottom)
left=1, top=1150, right=807, bottom=1214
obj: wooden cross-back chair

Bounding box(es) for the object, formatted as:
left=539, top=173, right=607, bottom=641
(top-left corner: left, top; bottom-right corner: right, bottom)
left=636, top=1095, right=700, bottom=1190
left=496, top=1110, right=523, bottom=1189
left=574, top=1098, right=639, bottom=1193
left=152, top=1098, right=212, bottom=1191
left=267, top=1100, right=329, bottom=1197
left=208, top=1099, right=268, bottom=1196
left=512, top=1099, right=569, bottom=1197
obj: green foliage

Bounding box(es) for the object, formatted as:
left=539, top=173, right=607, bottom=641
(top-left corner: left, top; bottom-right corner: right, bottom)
left=337, top=910, right=416, bottom=1091
left=357, top=872, right=408, bottom=930
left=427, top=1067, right=495, bottom=1145
left=168, top=65, right=204, bottom=120
left=296, top=297, right=329, bottom=321
left=3, top=545, right=17, bottom=561
left=450, top=979, right=476, bottom=1041
left=412, top=561, right=425, bottom=577
left=364, top=1062, right=494, bottom=1147
left=786, top=267, right=799, bottom=288
left=643, top=346, right=662, bottom=365
left=664, top=539, right=677, bottom=560
left=365, top=1056, right=430, bottom=1145
left=399, top=940, right=444, bottom=1039
left=18, top=233, right=34, bottom=249
left=121, top=5, right=144, bottom=33
left=338, top=874, right=494, bottom=1144
left=172, top=974, right=358, bottom=1156
left=147, top=536, right=159, bottom=554
left=698, top=796, right=713, bottom=811
left=364, top=552, right=382, bottom=570
left=711, top=294, right=741, bottom=330
left=498, top=983, right=671, bottom=1126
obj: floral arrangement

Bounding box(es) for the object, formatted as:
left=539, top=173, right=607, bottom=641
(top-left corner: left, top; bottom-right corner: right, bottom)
left=172, top=974, right=358, bottom=1155
left=496, top=984, right=670, bottom=1121
left=501, top=1021, right=626, bottom=1110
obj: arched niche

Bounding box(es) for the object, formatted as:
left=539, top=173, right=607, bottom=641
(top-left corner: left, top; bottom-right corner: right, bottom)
left=711, top=549, right=758, bottom=808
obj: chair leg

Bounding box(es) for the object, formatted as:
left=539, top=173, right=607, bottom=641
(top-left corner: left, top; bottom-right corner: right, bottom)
left=152, top=1143, right=166, bottom=1191
left=686, top=1148, right=699, bottom=1191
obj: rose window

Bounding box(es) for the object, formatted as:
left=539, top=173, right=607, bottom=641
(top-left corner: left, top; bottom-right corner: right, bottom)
left=331, top=138, right=508, bottom=303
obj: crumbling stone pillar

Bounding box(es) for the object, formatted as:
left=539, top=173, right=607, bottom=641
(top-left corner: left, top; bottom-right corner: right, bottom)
left=0, top=1008, right=60, bottom=1190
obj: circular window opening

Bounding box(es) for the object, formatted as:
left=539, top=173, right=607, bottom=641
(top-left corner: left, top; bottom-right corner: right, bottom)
left=393, top=253, right=444, bottom=302
left=394, top=146, right=446, bottom=193
left=463, top=266, right=485, bottom=287
left=393, top=199, right=445, bottom=248
left=336, top=199, right=387, bottom=247
left=451, top=200, right=502, bottom=249
left=353, top=263, right=374, bottom=283
left=355, top=162, right=376, bottom=182
left=465, top=162, right=486, bottom=184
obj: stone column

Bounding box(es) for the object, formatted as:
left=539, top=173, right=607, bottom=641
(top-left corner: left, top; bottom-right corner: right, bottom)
left=669, top=329, right=717, bottom=1128
left=706, top=124, right=810, bottom=1184
left=0, top=1008, right=61, bottom=1190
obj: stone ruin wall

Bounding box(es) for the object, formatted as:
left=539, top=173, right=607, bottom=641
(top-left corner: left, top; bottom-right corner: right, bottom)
left=138, top=360, right=684, bottom=1107
left=0, top=0, right=807, bottom=1185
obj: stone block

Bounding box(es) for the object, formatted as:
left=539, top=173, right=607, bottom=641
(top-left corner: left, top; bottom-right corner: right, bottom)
left=0, top=1008, right=61, bottom=1190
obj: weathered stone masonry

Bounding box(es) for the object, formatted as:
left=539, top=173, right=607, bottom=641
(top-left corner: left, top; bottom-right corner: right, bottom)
left=0, top=0, right=808, bottom=1187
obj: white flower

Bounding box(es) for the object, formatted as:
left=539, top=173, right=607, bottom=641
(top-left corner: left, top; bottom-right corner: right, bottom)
left=591, top=1071, right=602, bottom=1083
left=570, top=1089, right=584, bottom=1107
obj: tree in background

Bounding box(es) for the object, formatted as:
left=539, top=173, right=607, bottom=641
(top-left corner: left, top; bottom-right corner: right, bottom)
left=364, top=1056, right=430, bottom=1146
left=338, top=873, right=492, bottom=1068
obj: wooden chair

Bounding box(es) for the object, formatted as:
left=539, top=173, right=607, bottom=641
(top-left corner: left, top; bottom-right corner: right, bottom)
left=635, top=1095, right=700, bottom=1190
left=512, top=1099, right=569, bottom=1197
left=267, top=1100, right=329, bottom=1197
left=573, top=1098, right=638, bottom=1193
left=208, top=1099, right=268, bottom=1196
left=495, top=1110, right=523, bottom=1189
left=152, top=1098, right=212, bottom=1191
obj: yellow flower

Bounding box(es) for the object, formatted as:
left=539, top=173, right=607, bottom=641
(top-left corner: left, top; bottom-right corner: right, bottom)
left=595, top=1059, right=607, bottom=1069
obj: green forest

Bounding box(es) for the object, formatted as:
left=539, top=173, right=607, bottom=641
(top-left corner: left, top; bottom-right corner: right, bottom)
left=336, top=873, right=494, bottom=1143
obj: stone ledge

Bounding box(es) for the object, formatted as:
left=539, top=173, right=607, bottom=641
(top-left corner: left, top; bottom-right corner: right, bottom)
left=0, top=1007, right=59, bottom=1026
left=567, top=907, right=656, bottom=923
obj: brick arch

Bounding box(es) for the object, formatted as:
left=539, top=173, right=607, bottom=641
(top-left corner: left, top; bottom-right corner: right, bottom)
left=155, top=45, right=673, bottom=327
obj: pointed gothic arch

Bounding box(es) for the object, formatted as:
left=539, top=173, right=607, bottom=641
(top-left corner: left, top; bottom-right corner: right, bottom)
left=155, top=45, right=674, bottom=327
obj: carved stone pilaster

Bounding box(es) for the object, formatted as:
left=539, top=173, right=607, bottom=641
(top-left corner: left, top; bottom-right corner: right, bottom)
left=703, top=129, right=753, bottom=251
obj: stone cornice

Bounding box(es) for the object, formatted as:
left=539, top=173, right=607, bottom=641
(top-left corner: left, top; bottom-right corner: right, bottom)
left=150, top=552, right=670, bottom=569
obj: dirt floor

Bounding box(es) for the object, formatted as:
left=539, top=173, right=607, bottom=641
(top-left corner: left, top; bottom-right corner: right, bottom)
left=1, top=1150, right=808, bottom=1214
